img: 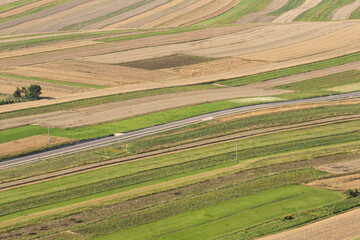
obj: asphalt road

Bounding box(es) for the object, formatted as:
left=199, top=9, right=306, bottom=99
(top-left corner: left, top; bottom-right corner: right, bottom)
left=1, top=91, right=360, bottom=169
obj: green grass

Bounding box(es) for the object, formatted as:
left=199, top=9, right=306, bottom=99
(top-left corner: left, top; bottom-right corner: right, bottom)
left=219, top=196, right=360, bottom=239
left=1, top=120, right=358, bottom=219
left=277, top=70, right=360, bottom=100
left=0, top=126, right=47, bottom=144
left=196, top=0, right=273, bottom=26
left=0, top=0, right=74, bottom=24
left=295, top=0, right=354, bottom=21
left=218, top=51, right=360, bottom=86
left=60, top=0, right=157, bottom=31
left=0, top=84, right=217, bottom=121
left=268, top=0, right=305, bottom=16
left=1, top=103, right=359, bottom=182
left=0, top=73, right=107, bottom=89
left=0, top=0, right=39, bottom=13
left=97, top=26, right=209, bottom=43
left=0, top=29, right=139, bottom=52
left=97, top=185, right=344, bottom=240
left=350, top=5, right=360, bottom=19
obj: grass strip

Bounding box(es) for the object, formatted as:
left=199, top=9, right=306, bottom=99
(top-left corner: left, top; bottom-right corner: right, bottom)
left=1, top=103, right=359, bottom=182
left=0, top=84, right=217, bottom=121
left=218, top=51, right=360, bottom=86
left=97, top=26, right=209, bottom=43
left=0, top=129, right=358, bottom=218
left=196, top=0, right=273, bottom=26
left=0, top=0, right=39, bottom=13
left=295, top=0, right=354, bottom=21
left=78, top=172, right=332, bottom=238
left=268, top=0, right=305, bottom=16
left=350, top=5, right=360, bottom=19
left=0, top=73, right=106, bottom=89
left=0, top=30, right=136, bottom=51
left=60, top=0, right=156, bottom=31
left=0, top=0, right=74, bottom=24
left=218, top=196, right=360, bottom=239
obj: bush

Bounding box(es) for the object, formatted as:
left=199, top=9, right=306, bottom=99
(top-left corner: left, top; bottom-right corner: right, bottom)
left=346, top=189, right=359, bottom=198
left=281, top=214, right=293, bottom=220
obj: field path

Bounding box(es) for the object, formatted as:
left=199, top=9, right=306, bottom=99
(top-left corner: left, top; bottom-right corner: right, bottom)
left=259, top=208, right=360, bottom=240
left=236, top=0, right=288, bottom=23
left=332, top=0, right=360, bottom=20
left=273, top=0, right=323, bottom=22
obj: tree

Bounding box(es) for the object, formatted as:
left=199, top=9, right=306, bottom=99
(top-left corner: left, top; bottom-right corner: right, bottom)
left=13, top=84, right=42, bottom=100
left=25, top=84, right=42, bottom=100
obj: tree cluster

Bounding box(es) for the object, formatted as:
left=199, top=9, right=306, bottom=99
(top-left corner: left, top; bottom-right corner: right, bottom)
left=13, top=84, right=42, bottom=100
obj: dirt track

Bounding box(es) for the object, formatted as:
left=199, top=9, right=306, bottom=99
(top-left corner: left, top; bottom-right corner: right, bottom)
left=273, top=0, right=323, bottom=22
left=308, top=173, right=360, bottom=191
left=259, top=208, right=360, bottom=240
left=236, top=0, right=288, bottom=23
left=332, top=0, right=360, bottom=20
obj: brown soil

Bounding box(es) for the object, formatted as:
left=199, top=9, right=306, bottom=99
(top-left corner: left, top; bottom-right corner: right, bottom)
left=259, top=208, right=360, bottom=240
left=307, top=173, right=360, bottom=191
left=119, top=54, right=216, bottom=70
left=272, top=0, right=323, bottom=22
left=316, top=159, right=360, bottom=174
left=0, top=135, right=71, bottom=159
left=1, top=59, right=183, bottom=87
left=332, top=0, right=360, bottom=20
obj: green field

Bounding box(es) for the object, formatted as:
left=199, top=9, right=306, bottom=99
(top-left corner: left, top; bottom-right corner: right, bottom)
left=0, top=0, right=39, bottom=13
left=295, top=0, right=354, bottom=21
left=350, top=5, right=360, bottom=19
left=101, top=185, right=343, bottom=240
left=196, top=0, right=272, bottom=26
left=268, top=0, right=305, bottom=16
left=218, top=51, right=360, bottom=86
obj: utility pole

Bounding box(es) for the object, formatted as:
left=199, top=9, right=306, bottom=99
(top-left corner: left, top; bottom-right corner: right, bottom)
left=236, top=141, right=238, bottom=163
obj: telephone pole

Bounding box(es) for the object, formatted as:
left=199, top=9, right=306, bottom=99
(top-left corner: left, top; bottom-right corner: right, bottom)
left=236, top=141, right=238, bottom=163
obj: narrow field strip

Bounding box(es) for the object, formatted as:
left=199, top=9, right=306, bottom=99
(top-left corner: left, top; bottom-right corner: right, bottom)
left=0, top=0, right=39, bottom=14
left=0, top=73, right=107, bottom=89
left=295, top=0, right=354, bottom=21
left=219, top=51, right=360, bottom=86
left=196, top=0, right=273, bottom=25
left=350, top=4, right=360, bottom=18
left=268, top=0, right=305, bottom=16
left=332, top=0, right=360, bottom=20
left=0, top=0, right=56, bottom=19
left=272, top=0, right=322, bottom=22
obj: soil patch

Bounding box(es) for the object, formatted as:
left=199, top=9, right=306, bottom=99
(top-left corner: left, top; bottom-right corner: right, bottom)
left=259, top=208, right=360, bottom=240
left=119, top=54, right=216, bottom=70
left=307, top=173, right=360, bottom=191
left=0, top=135, right=71, bottom=159
left=316, top=159, right=360, bottom=174
left=332, top=0, right=360, bottom=20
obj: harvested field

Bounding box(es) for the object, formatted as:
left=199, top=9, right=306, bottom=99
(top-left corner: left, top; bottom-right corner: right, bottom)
left=332, top=0, right=360, bottom=20
left=259, top=208, right=360, bottom=240
left=236, top=0, right=288, bottom=23
left=0, top=85, right=290, bottom=129
left=0, top=0, right=56, bottom=19
left=119, top=54, right=216, bottom=70
left=23, top=0, right=139, bottom=33
left=307, top=173, right=360, bottom=191
left=0, top=135, right=71, bottom=159
left=327, top=82, right=360, bottom=93
left=272, top=0, right=323, bottom=22
left=1, top=59, right=183, bottom=87
left=0, top=40, right=98, bottom=59
left=85, top=21, right=352, bottom=63
left=316, top=159, right=360, bottom=174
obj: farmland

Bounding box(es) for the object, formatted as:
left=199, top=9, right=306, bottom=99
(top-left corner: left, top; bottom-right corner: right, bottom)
left=1, top=0, right=360, bottom=239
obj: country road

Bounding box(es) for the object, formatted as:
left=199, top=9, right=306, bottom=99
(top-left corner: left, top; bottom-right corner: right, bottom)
left=1, top=91, right=360, bottom=170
